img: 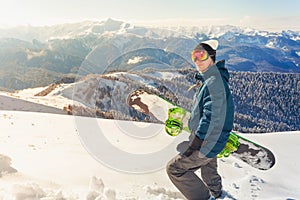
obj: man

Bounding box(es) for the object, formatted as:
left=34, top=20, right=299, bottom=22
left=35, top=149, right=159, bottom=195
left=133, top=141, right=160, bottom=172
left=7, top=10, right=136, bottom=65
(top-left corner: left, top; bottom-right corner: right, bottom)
left=166, top=40, right=234, bottom=200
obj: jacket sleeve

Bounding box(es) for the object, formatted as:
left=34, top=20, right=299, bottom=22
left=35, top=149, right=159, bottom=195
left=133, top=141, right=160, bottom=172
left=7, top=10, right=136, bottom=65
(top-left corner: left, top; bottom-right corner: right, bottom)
left=195, top=82, right=227, bottom=141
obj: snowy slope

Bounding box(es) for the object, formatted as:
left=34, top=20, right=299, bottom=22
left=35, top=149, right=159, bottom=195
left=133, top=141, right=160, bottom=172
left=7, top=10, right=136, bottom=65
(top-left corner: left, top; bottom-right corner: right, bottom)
left=0, top=83, right=83, bottom=110
left=0, top=110, right=299, bottom=200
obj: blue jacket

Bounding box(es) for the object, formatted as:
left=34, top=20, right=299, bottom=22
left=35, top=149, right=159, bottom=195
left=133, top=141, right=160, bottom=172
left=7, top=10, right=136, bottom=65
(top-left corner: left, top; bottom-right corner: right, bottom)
left=188, top=60, right=234, bottom=158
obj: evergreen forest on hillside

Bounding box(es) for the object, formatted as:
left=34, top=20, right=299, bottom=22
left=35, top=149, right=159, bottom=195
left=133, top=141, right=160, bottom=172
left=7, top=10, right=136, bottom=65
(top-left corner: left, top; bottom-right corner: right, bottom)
left=69, top=70, right=299, bottom=133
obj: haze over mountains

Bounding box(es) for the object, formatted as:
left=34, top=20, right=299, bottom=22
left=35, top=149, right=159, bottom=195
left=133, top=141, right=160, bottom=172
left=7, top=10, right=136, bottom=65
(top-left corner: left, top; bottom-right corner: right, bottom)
left=0, top=18, right=299, bottom=91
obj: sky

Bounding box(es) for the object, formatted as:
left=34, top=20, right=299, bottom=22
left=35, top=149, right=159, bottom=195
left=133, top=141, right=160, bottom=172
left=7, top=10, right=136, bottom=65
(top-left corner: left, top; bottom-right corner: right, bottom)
left=1, top=0, right=300, bottom=31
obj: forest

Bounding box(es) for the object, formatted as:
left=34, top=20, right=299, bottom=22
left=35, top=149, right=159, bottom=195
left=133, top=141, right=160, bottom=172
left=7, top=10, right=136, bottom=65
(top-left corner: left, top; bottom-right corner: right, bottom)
left=68, top=70, right=299, bottom=133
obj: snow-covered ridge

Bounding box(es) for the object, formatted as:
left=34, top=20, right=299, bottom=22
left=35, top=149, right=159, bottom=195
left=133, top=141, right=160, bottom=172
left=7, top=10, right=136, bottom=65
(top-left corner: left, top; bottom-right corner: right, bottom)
left=0, top=83, right=82, bottom=111
left=1, top=67, right=299, bottom=133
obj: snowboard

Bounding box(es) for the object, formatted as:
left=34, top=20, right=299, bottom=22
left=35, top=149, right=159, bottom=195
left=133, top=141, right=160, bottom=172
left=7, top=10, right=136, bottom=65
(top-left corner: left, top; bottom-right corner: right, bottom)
left=127, top=89, right=276, bottom=170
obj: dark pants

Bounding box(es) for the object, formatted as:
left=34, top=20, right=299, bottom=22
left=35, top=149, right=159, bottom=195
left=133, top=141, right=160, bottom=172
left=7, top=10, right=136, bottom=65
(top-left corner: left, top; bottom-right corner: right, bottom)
left=166, top=151, right=222, bottom=200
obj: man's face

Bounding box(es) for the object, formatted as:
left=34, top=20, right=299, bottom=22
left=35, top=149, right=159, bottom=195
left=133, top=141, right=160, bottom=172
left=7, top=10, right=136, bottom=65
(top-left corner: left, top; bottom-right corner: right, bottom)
left=191, top=49, right=213, bottom=73
left=195, top=56, right=213, bottom=73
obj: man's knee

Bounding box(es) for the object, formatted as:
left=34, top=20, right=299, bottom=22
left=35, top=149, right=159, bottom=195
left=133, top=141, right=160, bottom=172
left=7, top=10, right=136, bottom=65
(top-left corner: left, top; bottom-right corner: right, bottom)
left=166, top=157, right=183, bottom=178
left=166, top=159, right=175, bottom=176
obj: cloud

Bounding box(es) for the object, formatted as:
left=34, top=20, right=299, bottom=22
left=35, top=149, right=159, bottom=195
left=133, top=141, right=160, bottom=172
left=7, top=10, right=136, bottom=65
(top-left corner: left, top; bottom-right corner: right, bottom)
left=133, top=18, right=229, bottom=27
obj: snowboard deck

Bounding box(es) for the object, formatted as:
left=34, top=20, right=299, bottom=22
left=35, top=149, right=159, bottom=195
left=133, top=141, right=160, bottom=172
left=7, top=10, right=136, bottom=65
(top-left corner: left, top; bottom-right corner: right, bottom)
left=127, top=89, right=276, bottom=170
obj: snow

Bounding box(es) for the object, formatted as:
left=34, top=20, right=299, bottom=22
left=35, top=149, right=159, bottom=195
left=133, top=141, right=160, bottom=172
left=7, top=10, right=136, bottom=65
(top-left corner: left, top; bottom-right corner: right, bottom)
left=26, top=49, right=47, bottom=60
left=0, top=84, right=84, bottom=111
left=144, top=71, right=184, bottom=81
left=266, top=41, right=276, bottom=49
left=127, top=56, right=144, bottom=64
left=0, top=87, right=300, bottom=199
left=105, top=72, right=146, bottom=83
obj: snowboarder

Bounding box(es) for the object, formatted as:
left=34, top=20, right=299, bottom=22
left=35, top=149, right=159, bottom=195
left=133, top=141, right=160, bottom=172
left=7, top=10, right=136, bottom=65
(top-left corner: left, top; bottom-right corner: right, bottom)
left=166, top=39, right=235, bottom=200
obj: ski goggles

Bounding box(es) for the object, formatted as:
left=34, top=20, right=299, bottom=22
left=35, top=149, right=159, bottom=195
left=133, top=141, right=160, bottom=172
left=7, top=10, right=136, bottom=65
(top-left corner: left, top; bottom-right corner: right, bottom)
left=191, top=50, right=209, bottom=62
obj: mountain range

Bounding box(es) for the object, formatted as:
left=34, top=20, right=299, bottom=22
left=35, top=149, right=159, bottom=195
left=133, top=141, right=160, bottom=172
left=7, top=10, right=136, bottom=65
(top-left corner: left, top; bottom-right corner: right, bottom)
left=0, top=18, right=299, bottom=91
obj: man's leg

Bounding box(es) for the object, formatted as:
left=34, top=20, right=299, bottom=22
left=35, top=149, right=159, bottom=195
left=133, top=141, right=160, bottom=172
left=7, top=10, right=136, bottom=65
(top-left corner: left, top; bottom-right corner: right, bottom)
left=166, top=151, right=213, bottom=200
left=201, top=158, right=222, bottom=198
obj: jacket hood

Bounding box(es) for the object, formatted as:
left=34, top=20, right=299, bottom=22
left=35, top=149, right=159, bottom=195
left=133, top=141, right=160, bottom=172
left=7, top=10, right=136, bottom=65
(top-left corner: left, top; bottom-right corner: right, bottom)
left=215, top=60, right=230, bottom=82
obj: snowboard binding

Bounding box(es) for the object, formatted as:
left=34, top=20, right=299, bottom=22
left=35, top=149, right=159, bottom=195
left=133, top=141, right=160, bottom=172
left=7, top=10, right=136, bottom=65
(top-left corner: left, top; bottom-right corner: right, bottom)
left=217, top=132, right=240, bottom=158
left=165, top=107, right=186, bottom=136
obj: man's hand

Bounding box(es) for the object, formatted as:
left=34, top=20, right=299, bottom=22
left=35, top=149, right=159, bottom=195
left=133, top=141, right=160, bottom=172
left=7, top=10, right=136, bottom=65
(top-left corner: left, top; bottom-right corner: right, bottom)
left=177, top=133, right=204, bottom=157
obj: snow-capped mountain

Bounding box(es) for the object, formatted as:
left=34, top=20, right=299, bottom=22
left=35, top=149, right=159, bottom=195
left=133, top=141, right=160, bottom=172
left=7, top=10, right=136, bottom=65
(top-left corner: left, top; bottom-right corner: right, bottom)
left=0, top=18, right=138, bottom=42
left=1, top=19, right=299, bottom=43
left=0, top=19, right=299, bottom=91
